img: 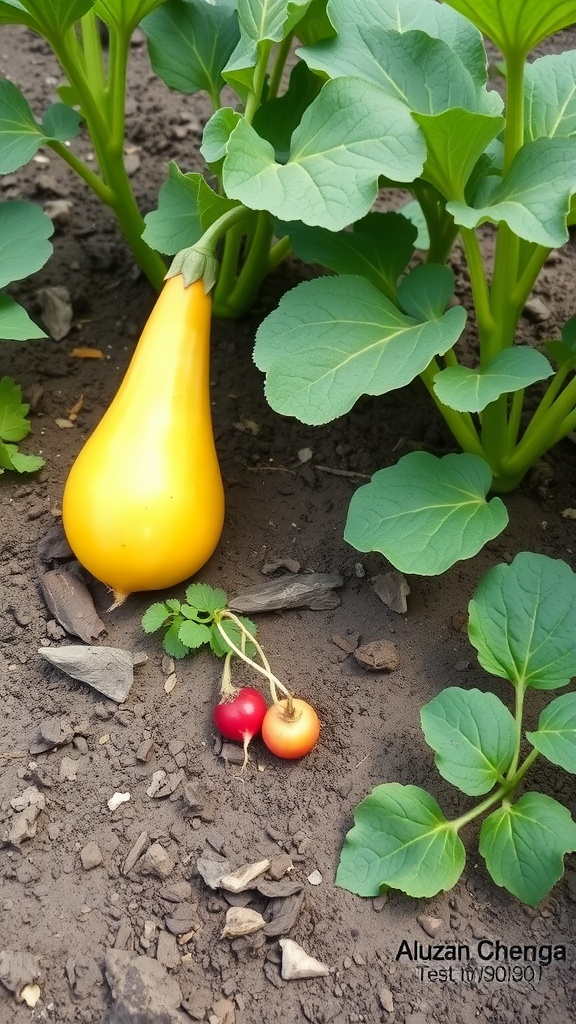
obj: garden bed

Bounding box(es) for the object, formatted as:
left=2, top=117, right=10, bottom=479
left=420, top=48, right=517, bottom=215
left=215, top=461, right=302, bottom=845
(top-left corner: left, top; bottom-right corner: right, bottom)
left=1, top=21, right=575, bottom=1024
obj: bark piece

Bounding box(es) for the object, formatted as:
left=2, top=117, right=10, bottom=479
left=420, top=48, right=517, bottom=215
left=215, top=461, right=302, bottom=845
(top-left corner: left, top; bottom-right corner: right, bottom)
left=38, top=568, right=105, bottom=643
left=38, top=645, right=144, bottom=703
left=228, top=572, right=343, bottom=613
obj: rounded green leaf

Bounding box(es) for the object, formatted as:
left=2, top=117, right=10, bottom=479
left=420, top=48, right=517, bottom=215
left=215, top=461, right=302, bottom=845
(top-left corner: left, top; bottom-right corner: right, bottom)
left=421, top=687, right=516, bottom=795
left=254, top=276, right=466, bottom=425
left=443, top=0, right=576, bottom=58
left=336, top=783, right=466, bottom=898
left=468, top=552, right=576, bottom=690
left=433, top=347, right=553, bottom=413
left=223, top=77, right=425, bottom=230
left=479, top=792, right=576, bottom=906
left=526, top=692, right=576, bottom=773
left=344, top=452, right=507, bottom=576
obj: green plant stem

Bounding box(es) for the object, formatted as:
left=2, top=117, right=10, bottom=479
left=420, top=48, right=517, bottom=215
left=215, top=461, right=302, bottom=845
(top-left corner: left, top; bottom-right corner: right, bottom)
left=419, top=360, right=484, bottom=456
left=268, top=33, right=293, bottom=99
left=216, top=611, right=293, bottom=709
left=451, top=747, right=540, bottom=832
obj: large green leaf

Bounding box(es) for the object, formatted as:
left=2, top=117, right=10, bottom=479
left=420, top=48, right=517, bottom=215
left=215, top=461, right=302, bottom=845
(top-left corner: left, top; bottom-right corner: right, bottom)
left=526, top=693, right=576, bottom=774
left=0, top=0, right=35, bottom=27
left=95, top=0, right=167, bottom=31
left=413, top=109, right=504, bottom=201
left=468, top=552, right=576, bottom=690
left=282, top=212, right=417, bottom=301
left=433, top=347, right=553, bottom=413
left=18, top=0, right=94, bottom=35
left=344, top=452, right=508, bottom=576
left=223, top=78, right=425, bottom=230
left=142, top=0, right=239, bottom=99
left=479, top=792, right=576, bottom=905
left=142, top=163, right=238, bottom=255
left=525, top=52, right=576, bottom=141
left=442, top=0, right=576, bottom=58
left=421, top=687, right=516, bottom=796
left=0, top=81, right=81, bottom=173
left=336, top=783, right=466, bottom=898
left=0, top=295, right=46, bottom=341
left=446, top=137, right=573, bottom=246
left=299, top=0, right=489, bottom=90
left=0, top=201, right=53, bottom=288
left=253, top=275, right=465, bottom=425
left=448, top=138, right=576, bottom=248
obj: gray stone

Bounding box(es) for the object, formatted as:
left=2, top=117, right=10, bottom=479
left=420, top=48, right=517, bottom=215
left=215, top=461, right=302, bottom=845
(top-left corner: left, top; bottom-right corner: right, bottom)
left=104, top=948, right=184, bottom=1023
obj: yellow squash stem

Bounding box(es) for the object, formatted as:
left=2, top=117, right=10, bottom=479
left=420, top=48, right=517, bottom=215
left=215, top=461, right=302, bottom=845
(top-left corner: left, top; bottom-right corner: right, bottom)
left=62, top=276, right=224, bottom=603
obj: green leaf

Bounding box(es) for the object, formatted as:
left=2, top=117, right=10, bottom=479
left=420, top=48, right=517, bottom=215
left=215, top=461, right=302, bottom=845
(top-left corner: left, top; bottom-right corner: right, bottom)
left=224, top=0, right=313, bottom=88
left=397, top=264, right=456, bottom=320
left=178, top=619, right=213, bottom=650
left=344, top=452, right=508, bottom=576
left=223, top=78, right=425, bottom=230
left=448, top=138, right=576, bottom=248
left=210, top=616, right=257, bottom=658
left=0, top=1, right=35, bottom=29
left=413, top=109, right=504, bottom=200
left=141, top=602, right=172, bottom=633
left=0, top=376, right=31, bottom=442
left=0, top=294, right=46, bottom=341
left=143, top=163, right=238, bottom=255
left=468, top=552, right=576, bottom=690
left=420, top=687, right=516, bottom=796
left=40, top=102, right=82, bottom=142
left=281, top=212, right=417, bottom=301
left=253, top=276, right=466, bottom=425
left=433, top=347, right=554, bottom=414
left=95, top=0, right=167, bottom=31
left=525, top=52, right=576, bottom=141
left=442, top=0, right=576, bottom=58
left=18, top=0, right=95, bottom=35
left=299, top=0, right=490, bottom=94
left=7, top=449, right=44, bottom=473
left=142, top=0, right=239, bottom=100
left=0, top=201, right=53, bottom=288
left=163, top=617, right=189, bottom=659
left=527, top=692, right=576, bottom=774
left=336, top=783, right=466, bottom=898
left=479, top=792, right=576, bottom=906
left=252, top=60, right=322, bottom=163
left=185, top=582, right=228, bottom=615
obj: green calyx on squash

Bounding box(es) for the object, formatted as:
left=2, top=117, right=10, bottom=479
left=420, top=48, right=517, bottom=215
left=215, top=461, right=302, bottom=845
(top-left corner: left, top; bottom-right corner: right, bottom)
left=62, top=274, right=224, bottom=605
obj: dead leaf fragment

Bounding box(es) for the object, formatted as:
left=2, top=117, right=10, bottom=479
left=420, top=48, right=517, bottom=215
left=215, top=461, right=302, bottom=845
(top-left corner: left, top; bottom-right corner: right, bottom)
left=221, top=907, right=265, bottom=938
left=70, top=346, right=105, bottom=359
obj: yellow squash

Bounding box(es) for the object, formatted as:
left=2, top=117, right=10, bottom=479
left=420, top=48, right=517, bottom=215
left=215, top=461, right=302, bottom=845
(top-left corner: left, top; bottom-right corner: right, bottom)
left=62, top=275, right=224, bottom=604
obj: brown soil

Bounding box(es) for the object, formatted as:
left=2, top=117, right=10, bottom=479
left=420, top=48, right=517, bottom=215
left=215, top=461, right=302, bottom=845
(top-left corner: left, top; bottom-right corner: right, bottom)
left=1, top=23, right=576, bottom=1024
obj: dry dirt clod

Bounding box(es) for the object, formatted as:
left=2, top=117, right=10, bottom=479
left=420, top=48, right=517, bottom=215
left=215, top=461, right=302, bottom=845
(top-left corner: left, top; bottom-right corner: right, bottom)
left=279, top=938, right=330, bottom=980
left=221, top=907, right=266, bottom=938
left=353, top=639, right=400, bottom=672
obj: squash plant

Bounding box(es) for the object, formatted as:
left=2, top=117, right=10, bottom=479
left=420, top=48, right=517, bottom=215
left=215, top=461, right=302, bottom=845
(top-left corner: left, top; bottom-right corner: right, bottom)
left=336, top=552, right=576, bottom=906
left=245, top=0, right=576, bottom=574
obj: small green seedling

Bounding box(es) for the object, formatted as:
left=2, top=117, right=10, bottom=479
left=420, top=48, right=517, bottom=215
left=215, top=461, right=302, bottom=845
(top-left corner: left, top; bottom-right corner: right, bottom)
left=337, top=552, right=576, bottom=906
left=0, top=376, right=44, bottom=475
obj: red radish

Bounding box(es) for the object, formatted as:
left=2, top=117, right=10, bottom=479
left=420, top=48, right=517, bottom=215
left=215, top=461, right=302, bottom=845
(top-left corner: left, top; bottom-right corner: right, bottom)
left=213, top=686, right=267, bottom=767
